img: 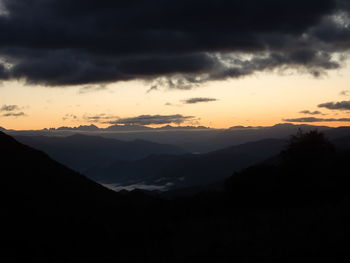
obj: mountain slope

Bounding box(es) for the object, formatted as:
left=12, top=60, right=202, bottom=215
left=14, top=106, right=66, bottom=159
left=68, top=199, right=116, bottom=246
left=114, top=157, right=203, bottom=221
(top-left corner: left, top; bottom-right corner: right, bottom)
left=14, top=133, right=187, bottom=172
left=3, top=131, right=350, bottom=262
left=2, top=131, right=109, bottom=197
left=0, top=131, right=162, bottom=262
left=7, top=123, right=350, bottom=153
left=86, top=138, right=286, bottom=190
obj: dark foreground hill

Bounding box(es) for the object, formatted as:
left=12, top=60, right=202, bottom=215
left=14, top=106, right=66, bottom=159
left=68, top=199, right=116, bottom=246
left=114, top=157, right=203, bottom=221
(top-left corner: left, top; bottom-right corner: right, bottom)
left=1, top=131, right=163, bottom=262
left=3, top=131, right=350, bottom=262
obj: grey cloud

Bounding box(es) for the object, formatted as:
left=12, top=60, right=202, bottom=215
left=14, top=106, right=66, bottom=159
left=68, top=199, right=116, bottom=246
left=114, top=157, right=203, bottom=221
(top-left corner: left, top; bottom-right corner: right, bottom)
left=340, top=90, right=350, bottom=96
left=146, top=85, right=159, bottom=94
left=284, top=117, right=350, bottom=122
left=62, top=114, right=78, bottom=121
left=1, top=112, right=26, bottom=117
left=318, top=100, right=350, bottom=110
left=183, top=97, right=218, bottom=104
left=0, top=104, right=20, bottom=112
left=83, top=114, right=119, bottom=123
left=79, top=84, right=108, bottom=94
left=108, top=114, right=196, bottom=125
left=299, top=110, right=324, bottom=115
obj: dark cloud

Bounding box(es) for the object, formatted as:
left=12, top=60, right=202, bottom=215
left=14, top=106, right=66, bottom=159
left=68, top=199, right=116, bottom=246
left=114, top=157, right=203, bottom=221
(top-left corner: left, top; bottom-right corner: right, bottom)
left=318, top=101, right=350, bottom=110
left=284, top=117, right=350, bottom=122
left=0, top=0, right=349, bottom=88
left=107, top=114, right=196, bottom=125
left=299, top=110, right=324, bottom=115
left=0, top=63, right=9, bottom=80
left=0, top=104, right=20, bottom=111
left=1, top=112, right=26, bottom=117
left=183, top=97, right=218, bottom=104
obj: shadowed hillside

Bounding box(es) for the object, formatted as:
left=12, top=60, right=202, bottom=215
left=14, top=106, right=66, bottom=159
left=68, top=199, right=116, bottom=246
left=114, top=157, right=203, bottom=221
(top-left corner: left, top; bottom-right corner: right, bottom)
left=86, top=138, right=286, bottom=190
left=3, top=130, right=350, bottom=262
left=14, top=134, right=187, bottom=172
left=1, top=131, right=161, bottom=262
left=7, top=123, right=348, bottom=153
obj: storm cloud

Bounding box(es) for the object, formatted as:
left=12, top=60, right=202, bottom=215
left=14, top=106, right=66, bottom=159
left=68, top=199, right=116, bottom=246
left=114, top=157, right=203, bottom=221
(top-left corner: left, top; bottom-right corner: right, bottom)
left=0, top=0, right=349, bottom=88
left=108, top=114, right=196, bottom=125
left=318, top=101, right=350, bottom=110
left=284, top=117, right=350, bottom=122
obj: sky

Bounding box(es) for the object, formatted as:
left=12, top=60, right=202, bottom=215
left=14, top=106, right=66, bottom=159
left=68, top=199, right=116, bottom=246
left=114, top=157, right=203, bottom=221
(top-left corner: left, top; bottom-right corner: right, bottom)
left=0, top=0, right=350, bottom=130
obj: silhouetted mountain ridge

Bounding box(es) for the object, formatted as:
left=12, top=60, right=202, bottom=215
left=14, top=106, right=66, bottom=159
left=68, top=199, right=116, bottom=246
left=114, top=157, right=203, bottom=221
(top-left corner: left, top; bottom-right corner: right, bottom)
left=87, top=138, right=287, bottom=190
left=14, top=133, right=187, bottom=173
left=3, top=130, right=350, bottom=262
left=7, top=123, right=348, bottom=152
left=0, top=131, right=166, bottom=262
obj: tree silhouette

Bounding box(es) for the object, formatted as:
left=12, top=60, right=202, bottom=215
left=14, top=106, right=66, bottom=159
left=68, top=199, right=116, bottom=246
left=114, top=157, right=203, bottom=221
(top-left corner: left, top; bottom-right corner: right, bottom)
left=281, top=129, right=335, bottom=166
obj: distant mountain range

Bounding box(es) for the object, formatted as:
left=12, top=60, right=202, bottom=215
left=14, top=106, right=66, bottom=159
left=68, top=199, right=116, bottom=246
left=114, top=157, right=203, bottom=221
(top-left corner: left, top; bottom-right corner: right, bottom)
left=4, top=123, right=348, bottom=152
left=6, top=124, right=350, bottom=191
left=14, top=134, right=187, bottom=173
left=3, top=130, right=350, bottom=262
left=86, top=138, right=287, bottom=191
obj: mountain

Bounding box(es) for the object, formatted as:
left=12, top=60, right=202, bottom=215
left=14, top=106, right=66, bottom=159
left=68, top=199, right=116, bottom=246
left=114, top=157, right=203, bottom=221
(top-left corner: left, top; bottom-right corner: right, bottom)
left=0, top=126, right=6, bottom=131
left=56, top=124, right=100, bottom=131
left=1, top=131, right=123, bottom=261
left=324, top=126, right=350, bottom=139
left=86, top=138, right=286, bottom=190
left=105, top=124, right=153, bottom=131
left=3, top=130, right=350, bottom=262
left=86, top=130, right=350, bottom=191
left=7, top=123, right=346, bottom=153
left=1, top=131, right=118, bottom=206
left=332, top=135, right=350, bottom=149
left=14, top=133, right=187, bottom=173
left=207, top=123, right=330, bottom=150
left=1, top=131, right=180, bottom=262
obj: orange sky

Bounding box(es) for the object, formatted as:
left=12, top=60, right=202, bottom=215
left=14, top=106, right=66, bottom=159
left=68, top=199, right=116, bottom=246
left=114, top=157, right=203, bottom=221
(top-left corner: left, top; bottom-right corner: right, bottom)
left=1, top=63, right=350, bottom=130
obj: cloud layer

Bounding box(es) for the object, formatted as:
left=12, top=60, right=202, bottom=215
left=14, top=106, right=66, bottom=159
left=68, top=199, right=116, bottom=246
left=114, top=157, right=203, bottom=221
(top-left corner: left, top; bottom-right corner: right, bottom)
left=2, top=112, right=26, bottom=117
left=0, top=104, right=26, bottom=117
left=83, top=114, right=119, bottom=123
left=284, top=117, right=350, bottom=122
left=107, top=114, right=196, bottom=125
left=0, top=0, right=349, bottom=88
left=182, top=97, right=218, bottom=104
left=0, top=104, right=20, bottom=112
left=318, top=101, right=350, bottom=110
left=299, top=110, right=324, bottom=115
